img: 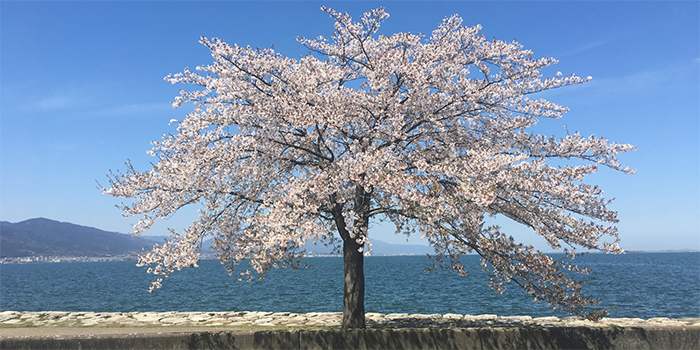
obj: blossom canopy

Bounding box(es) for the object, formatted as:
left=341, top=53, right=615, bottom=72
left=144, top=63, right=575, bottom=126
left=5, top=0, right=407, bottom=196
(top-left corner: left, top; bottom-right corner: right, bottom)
left=104, top=6, right=635, bottom=325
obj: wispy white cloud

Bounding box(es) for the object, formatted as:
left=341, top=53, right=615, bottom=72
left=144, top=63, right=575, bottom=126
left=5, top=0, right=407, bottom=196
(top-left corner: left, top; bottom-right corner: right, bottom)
left=588, top=58, right=699, bottom=95
left=37, top=95, right=75, bottom=110
left=19, top=85, right=97, bottom=113
left=14, top=83, right=175, bottom=119
left=556, top=30, right=631, bottom=58
left=558, top=39, right=611, bottom=57
left=92, top=103, right=173, bottom=118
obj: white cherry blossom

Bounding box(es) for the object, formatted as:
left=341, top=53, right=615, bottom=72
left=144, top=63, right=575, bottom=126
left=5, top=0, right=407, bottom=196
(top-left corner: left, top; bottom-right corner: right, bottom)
left=103, top=7, right=634, bottom=328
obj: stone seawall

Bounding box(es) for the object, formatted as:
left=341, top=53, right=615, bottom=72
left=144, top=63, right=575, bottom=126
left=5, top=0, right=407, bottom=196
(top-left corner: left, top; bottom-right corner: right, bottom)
left=1, top=311, right=698, bottom=349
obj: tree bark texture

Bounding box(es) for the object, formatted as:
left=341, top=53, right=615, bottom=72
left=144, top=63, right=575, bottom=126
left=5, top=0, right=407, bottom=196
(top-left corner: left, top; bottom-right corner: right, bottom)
left=342, top=234, right=365, bottom=329
left=332, top=184, right=371, bottom=329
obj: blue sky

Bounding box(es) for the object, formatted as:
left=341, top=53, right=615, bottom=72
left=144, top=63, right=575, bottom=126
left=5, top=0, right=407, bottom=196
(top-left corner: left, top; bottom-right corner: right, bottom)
left=1, top=1, right=698, bottom=251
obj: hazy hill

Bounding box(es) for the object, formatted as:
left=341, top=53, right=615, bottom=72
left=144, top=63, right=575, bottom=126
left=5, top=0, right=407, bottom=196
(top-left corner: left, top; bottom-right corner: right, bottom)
left=1, top=218, right=433, bottom=258
left=278, top=238, right=433, bottom=256
left=0, top=218, right=158, bottom=258
left=368, top=239, right=433, bottom=256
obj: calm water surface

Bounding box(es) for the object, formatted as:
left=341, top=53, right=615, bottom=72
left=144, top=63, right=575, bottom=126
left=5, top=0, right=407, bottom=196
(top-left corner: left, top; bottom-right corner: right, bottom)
left=1, top=253, right=698, bottom=318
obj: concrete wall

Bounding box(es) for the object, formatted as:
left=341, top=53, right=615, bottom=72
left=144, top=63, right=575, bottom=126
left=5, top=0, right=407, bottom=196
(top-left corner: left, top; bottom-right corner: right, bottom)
left=2, top=326, right=699, bottom=350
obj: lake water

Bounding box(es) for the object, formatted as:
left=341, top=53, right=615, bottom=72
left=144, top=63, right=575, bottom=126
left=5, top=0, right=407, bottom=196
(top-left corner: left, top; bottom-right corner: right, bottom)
left=1, top=253, right=698, bottom=319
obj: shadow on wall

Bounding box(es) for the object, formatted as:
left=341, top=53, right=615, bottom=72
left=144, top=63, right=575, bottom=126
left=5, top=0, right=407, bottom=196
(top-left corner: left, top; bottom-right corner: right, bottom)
left=253, top=327, right=695, bottom=350
left=297, top=328, right=617, bottom=350
left=3, top=327, right=698, bottom=350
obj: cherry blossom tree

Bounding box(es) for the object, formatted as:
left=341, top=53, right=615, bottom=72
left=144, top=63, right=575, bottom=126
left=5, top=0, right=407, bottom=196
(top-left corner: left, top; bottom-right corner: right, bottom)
left=103, top=7, right=634, bottom=329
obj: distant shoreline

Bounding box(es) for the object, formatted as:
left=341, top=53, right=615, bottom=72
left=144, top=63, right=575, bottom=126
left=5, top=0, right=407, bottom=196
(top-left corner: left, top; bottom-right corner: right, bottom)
left=2, top=250, right=698, bottom=264
left=625, top=250, right=700, bottom=253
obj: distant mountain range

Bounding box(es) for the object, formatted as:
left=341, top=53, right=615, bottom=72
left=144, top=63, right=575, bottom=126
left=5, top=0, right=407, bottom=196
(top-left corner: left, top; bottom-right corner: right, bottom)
left=0, top=218, right=162, bottom=258
left=0, top=218, right=433, bottom=259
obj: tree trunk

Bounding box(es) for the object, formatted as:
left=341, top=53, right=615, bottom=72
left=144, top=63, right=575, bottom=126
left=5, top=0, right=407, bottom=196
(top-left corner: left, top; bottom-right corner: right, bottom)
left=342, top=234, right=366, bottom=329
left=331, top=185, right=370, bottom=329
